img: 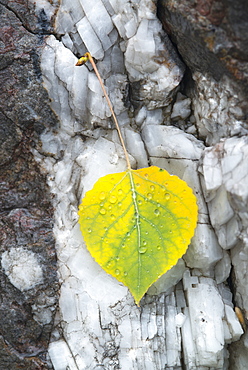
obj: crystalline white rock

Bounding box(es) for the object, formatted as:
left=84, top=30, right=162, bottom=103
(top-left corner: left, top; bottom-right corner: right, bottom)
left=193, top=72, right=248, bottom=145
left=124, top=17, right=138, bottom=38
left=224, top=305, right=243, bottom=342
left=79, top=0, right=114, bottom=52
left=88, top=73, right=111, bottom=123
left=71, top=65, right=89, bottom=120
left=41, top=36, right=85, bottom=133
left=222, top=137, right=248, bottom=202
left=101, top=0, right=115, bottom=15
left=124, top=12, right=184, bottom=108
left=110, top=44, right=125, bottom=73
left=55, top=0, right=85, bottom=34
left=171, top=93, right=191, bottom=120
left=143, top=108, right=163, bottom=126
left=201, top=137, right=248, bottom=255
left=184, top=223, right=223, bottom=273
left=69, top=32, right=87, bottom=56
left=124, top=128, right=148, bottom=168
left=182, top=310, right=199, bottom=369
left=202, top=145, right=223, bottom=195
left=231, top=244, right=248, bottom=310
left=48, top=340, right=79, bottom=370
left=54, top=156, right=73, bottom=192
left=175, top=312, right=186, bottom=327
left=76, top=17, right=104, bottom=59
left=59, top=280, right=78, bottom=323
left=217, top=216, right=239, bottom=250
left=183, top=272, right=225, bottom=368
left=54, top=47, right=76, bottom=90
left=142, top=125, right=203, bottom=160
left=214, top=250, right=231, bottom=284
left=55, top=11, right=74, bottom=35
left=38, top=1, right=247, bottom=368
left=76, top=137, right=127, bottom=194
left=127, top=19, right=156, bottom=72
left=61, top=33, right=74, bottom=52
left=106, top=74, right=128, bottom=115
left=165, top=295, right=181, bottom=367
left=79, top=0, right=113, bottom=37
left=112, top=14, right=126, bottom=38
left=32, top=305, right=54, bottom=325
left=40, top=131, right=65, bottom=158
left=147, top=258, right=186, bottom=296
left=1, top=247, right=43, bottom=291
left=229, top=335, right=248, bottom=370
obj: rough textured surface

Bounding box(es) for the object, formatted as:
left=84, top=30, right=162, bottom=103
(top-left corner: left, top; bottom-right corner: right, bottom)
left=0, top=1, right=59, bottom=369
left=157, top=0, right=248, bottom=92
left=158, top=0, right=248, bottom=145
left=36, top=0, right=247, bottom=368
left=2, top=0, right=248, bottom=368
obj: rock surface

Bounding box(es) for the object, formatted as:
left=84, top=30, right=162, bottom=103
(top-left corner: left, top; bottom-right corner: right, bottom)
left=158, top=0, right=248, bottom=145
left=2, top=0, right=248, bottom=369
left=37, top=0, right=247, bottom=369
left=0, top=1, right=59, bottom=369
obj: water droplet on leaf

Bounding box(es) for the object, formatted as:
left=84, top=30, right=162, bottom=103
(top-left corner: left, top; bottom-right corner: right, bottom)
left=107, top=259, right=115, bottom=269
left=110, top=195, right=117, bottom=204
left=100, top=208, right=106, bottom=215
left=139, top=246, right=147, bottom=254
left=165, top=193, right=170, bottom=200
left=154, top=209, right=160, bottom=216
left=99, top=192, right=106, bottom=200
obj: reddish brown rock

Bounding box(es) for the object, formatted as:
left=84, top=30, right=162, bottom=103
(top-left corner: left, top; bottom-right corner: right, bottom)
left=0, top=2, right=59, bottom=369
left=157, top=0, right=248, bottom=93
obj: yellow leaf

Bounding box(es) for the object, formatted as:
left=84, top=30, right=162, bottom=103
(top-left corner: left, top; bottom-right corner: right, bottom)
left=78, top=166, right=198, bottom=304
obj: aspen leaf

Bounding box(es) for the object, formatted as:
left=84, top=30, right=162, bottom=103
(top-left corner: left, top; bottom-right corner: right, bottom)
left=78, top=166, right=198, bottom=304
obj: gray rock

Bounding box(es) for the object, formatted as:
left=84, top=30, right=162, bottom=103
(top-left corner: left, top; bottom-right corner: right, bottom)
left=0, top=2, right=59, bottom=369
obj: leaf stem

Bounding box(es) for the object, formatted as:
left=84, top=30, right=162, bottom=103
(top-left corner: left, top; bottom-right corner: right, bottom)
left=76, top=53, right=131, bottom=170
